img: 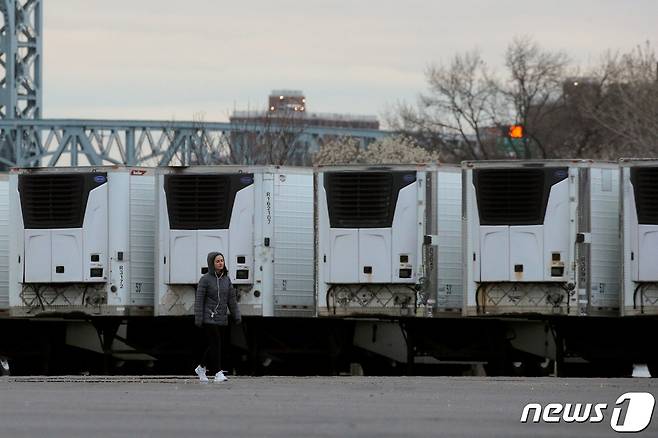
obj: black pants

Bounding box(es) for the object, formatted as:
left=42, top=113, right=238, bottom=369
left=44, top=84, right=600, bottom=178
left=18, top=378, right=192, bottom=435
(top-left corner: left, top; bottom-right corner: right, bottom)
left=199, top=324, right=225, bottom=374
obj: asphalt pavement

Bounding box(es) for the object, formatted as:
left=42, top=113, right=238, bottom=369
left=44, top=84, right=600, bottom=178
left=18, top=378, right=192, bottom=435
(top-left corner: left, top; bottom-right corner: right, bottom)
left=1, top=376, right=657, bottom=437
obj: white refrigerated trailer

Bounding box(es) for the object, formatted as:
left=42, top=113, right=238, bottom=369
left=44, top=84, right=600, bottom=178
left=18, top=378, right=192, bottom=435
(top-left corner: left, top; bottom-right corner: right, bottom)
left=463, top=160, right=620, bottom=317
left=620, top=159, right=658, bottom=316
left=156, top=166, right=314, bottom=318
left=0, top=173, right=8, bottom=313
left=8, top=167, right=156, bottom=316
left=316, top=165, right=429, bottom=316
left=1, top=162, right=656, bottom=378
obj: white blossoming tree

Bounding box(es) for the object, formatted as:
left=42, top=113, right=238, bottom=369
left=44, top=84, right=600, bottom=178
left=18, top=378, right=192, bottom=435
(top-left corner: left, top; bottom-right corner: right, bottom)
left=313, top=135, right=440, bottom=165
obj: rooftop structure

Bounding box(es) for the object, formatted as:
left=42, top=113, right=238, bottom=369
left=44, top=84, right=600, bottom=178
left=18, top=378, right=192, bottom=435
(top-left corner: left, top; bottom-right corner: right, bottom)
left=231, top=90, right=380, bottom=131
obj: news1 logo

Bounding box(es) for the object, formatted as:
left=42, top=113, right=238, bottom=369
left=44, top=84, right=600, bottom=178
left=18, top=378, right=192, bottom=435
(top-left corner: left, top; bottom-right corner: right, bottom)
left=520, top=392, right=655, bottom=433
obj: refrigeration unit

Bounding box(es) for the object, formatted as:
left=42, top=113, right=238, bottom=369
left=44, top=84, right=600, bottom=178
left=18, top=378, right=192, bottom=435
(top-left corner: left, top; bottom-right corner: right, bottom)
left=0, top=173, right=8, bottom=313
left=316, top=165, right=427, bottom=316
left=156, top=166, right=314, bottom=317
left=620, top=159, right=658, bottom=316
left=463, top=160, right=619, bottom=316
left=8, top=167, right=156, bottom=316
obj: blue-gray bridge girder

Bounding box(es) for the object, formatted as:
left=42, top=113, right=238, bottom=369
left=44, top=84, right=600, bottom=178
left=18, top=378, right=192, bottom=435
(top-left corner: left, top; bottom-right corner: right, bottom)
left=0, top=0, right=42, bottom=120
left=0, top=118, right=387, bottom=167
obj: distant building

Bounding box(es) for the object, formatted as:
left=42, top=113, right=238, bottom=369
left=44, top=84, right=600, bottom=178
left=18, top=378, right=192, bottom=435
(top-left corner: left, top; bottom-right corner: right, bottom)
left=562, top=77, right=600, bottom=104
left=267, top=89, right=306, bottom=113
left=228, top=90, right=381, bottom=165
left=232, top=89, right=380, bottom=130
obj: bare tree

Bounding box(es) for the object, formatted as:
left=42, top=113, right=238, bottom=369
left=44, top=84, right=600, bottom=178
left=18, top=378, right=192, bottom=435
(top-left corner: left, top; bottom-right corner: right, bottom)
left=576, top=41, right=658, bottom=157
left=499, top=36, right=570, bottom=158
left=168, top=112, right=232, bottom=165
left=226, top=108, right=308, bottom=165
left=169, top=107, right=311, bottom=166
left=388, top=37, right=573, bottom=161
left=388, top=49, right=500, bottom=162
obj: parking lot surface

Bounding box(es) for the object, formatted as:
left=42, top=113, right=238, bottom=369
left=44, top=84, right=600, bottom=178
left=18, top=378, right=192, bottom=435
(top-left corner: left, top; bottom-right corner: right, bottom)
left=1, top=376, right=657, bottom=437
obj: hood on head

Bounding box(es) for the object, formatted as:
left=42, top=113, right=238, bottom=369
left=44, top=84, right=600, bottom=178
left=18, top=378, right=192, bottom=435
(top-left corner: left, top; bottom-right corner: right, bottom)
left=207, top=252, right=221, bottom=271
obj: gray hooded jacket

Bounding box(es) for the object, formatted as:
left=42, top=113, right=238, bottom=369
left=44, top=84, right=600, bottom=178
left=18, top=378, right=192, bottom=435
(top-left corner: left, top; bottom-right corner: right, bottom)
left=194, top=252, right=241, bottom=327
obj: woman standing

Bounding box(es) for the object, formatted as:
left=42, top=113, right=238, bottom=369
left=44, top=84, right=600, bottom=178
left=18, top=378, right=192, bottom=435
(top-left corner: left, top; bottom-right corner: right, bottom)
left=194, top=252, right=241, bottom=383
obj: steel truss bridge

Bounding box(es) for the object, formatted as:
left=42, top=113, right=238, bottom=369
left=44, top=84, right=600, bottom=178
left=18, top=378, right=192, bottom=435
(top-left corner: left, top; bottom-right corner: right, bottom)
left=0, top=1, right=384, bottom=168
left=0, top=118, right=385, bottom=167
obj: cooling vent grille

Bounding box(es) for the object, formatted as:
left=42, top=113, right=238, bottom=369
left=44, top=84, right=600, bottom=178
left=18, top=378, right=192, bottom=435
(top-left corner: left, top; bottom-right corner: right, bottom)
left=631, top=168, right=658, bottom=225
left=164, top=174, right=253, bottom=229
left=474, top=168, right=566, bottom=225
left=325, top=171, right=415, bottom=228
left=18, top=173, right=105, bottom=229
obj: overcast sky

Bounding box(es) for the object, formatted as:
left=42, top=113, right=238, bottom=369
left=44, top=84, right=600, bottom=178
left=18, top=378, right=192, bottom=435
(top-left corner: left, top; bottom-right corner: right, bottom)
left=44, top=1, right=657, bottom=124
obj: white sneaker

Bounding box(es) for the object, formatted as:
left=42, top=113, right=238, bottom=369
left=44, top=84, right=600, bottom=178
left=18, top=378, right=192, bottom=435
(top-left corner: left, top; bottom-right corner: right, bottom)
left=214, top=370, right=228, bottom=383
left=195, top=365, right=209, bottom=383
